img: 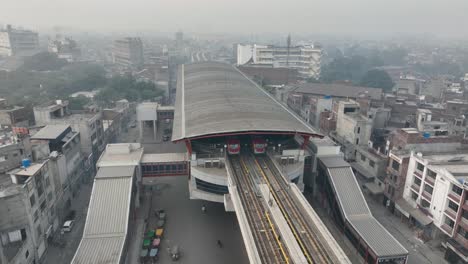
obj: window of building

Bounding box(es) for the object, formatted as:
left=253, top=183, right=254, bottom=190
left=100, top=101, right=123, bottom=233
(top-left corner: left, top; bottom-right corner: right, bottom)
left=29, top=194, right=36, bottom=207
left=47, top=192, right=53, bottom=202
left=33, top=210, right=38, bottom=223
left=457, top=227, right=468, bottom=239
left=36, top=225, right=41, bottom=237
left=421, top=199, right=430, bottom=208
left=357, top=127, right=361, bottom=134
left=45, top=177, right=50, bottom=187
left=37, top=184, right=44, bottom=197
left=463, top=209, right=468, bottom=220
left=361, top=154, right=366, bottom=162
left=391, top=160, right=400, bottom=171
left=445, top=217, right=455, bottom=228
left=416, top=162, right=425, bottom=172
left=448, top=200, right=459, bottom=212
left=25, top=250, right=29, bottom=259
left=356, top=138, right=359, bottom=145
left=427, top=169, right=437, bottom=179
left=369, top=160, right=375, bottom=168
left=414, top=177, right=422, bottom=186
left=424, top=184, right=433, bottom=195
left=40, top=200, right=46, bottom=212
left=452, top=184, right=463, bottom=196
left=411, top=191, right=418, bottom=201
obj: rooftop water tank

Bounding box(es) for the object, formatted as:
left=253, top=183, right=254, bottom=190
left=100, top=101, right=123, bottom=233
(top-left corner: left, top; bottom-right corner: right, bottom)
left=324, top=95, right=332, bottom=99
left=423, top=132, right=431, bottom=138
left=22, top=158, right=31, bottom=168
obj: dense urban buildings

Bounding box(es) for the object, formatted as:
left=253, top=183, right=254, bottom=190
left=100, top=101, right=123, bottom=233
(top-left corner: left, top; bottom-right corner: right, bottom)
left=0, top=25, right=39, bottom=57
left=48, top=36, right=81, bottom=62
left=234, top=43, right=322, bottom=79
left=112, top=37, right=144, bottom=69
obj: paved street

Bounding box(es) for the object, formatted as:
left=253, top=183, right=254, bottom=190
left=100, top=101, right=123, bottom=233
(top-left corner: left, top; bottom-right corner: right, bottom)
left=363, top=192, right=448, bottom=264
left=126, top=176, right=248, bottom=264
left=40, top=182, right=93, bottom=264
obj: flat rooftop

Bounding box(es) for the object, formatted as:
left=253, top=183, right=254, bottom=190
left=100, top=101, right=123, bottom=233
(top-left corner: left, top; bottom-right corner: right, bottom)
left=173, top=62, right=321, bottom=141
left=31, top=124, right=70, bottom=140
left=97, top=143, right=144, bottom=167
left=141, top=153, right=187, bottom=163
left=11, top=163, right=45, bottom=177
left=291, top=83, right=382, bottom=100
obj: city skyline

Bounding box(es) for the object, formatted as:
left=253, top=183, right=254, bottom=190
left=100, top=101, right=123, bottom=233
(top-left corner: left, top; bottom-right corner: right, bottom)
left=1, top=0, right=468, bottom=38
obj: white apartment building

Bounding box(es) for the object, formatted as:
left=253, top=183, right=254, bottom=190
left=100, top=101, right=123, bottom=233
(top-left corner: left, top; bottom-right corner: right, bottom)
left=0, top=25, right=39, bottom=57
left=112, top=37, right=144, bottom=69
left=403, top=152, right=468, bottom=262
left=234, top=43, right=322, bottom=79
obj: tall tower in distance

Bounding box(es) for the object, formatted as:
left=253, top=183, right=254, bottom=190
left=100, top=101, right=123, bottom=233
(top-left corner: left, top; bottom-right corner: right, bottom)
left=175, top=31, right=184, bottom=50
left=286, top=33, right=291, bottom=67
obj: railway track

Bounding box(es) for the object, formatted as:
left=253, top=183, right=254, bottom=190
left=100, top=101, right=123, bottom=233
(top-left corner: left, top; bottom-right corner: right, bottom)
left=252, top=155, right=335, bottom=264
left=229, top=155, right=289, bottom=264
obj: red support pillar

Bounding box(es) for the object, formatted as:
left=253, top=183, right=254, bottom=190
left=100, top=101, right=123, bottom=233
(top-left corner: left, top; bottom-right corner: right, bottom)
left=185, top=139, right=192, bottom=156
left=301, top=135, right=310, bottom=149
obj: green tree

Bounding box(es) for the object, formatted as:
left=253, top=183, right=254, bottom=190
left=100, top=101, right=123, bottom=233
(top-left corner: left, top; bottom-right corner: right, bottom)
left=68, top=96, right=91, bottom=110
left=20, top=52, right=68, bottom=71
left=360, top=69, right=394, bottom=92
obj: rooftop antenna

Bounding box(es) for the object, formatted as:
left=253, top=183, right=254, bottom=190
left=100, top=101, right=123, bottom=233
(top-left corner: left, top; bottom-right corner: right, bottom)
left=286, top=33, right=291, bottom=67
left=286, top=33, right=291, bottom=84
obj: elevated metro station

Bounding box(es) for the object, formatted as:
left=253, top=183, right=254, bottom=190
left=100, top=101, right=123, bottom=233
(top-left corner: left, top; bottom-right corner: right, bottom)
left=72, top=62, right=408, bottom=264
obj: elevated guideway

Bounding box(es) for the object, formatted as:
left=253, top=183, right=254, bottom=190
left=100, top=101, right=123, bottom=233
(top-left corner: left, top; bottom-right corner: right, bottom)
left=318, top=156, right=408, bottom=263
left=226, top=153, right=350, bottom=264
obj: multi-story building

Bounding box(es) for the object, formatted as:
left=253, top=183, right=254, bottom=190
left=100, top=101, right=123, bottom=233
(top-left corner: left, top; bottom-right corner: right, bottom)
left=112, top=37, right=144, bottom=69
left=402, top=152, right=468, bottom=263
left=31, top=125, right=85, bottom=209
left=234, top=43, right=322, bottom=79
left=334, top=100, right=372, bottom=147
left=0, top=98, right=33, bottom=127
left=0, top=160, right=59, bottom=264
left=0, top=25, right=39, bottom=57
left=33, top=100, right=105, bottom=164
left=287, top=94, right=332, bottom=128
left=384, top=128, right=466, bottom=213
left=48, top=36, right=81, bottom=62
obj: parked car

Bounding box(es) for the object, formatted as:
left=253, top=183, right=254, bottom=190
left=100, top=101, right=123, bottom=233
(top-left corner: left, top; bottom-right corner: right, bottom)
left=62, top=220, right=74, bottom=233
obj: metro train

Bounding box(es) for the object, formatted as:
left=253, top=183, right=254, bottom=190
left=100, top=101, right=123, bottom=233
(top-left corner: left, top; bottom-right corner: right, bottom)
left=226, top=138, right=241, bottom=155
left=252, top=137, right=267, bottom=154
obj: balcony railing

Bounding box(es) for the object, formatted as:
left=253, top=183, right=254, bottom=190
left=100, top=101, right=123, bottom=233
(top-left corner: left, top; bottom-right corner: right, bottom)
left=448, top=192, right=462, bottom=203
left=414, top=170, right=423, bottom=178
left=445, top=208, right=458, bottom=220
left=411, top=184, right=421, bottom=193
left=459, top=217, right=468, bottom=230
left=424, top=176, right=435, bottom=186
left=422, top=191, right=432, bottom=201
left=441, top=224, right=454, bottom=235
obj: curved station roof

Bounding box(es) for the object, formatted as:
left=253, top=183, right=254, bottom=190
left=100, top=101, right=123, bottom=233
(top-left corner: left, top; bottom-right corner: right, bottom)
left=172, top=62, right=322, bottom=141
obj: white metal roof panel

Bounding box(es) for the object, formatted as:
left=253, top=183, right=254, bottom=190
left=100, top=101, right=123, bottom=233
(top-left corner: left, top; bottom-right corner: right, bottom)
left=95, top=166, right=135, bottom=179
left=173, top=62, right=321, bottom=141
left=348, top=215, right=408, bottom=257
left=83, top=177, right=132, bottom=237
left=322, top=156, right=408, bottom=258
left=71, top=236, right=125, bottom=264
left=327, top=167, right=371, bottom=216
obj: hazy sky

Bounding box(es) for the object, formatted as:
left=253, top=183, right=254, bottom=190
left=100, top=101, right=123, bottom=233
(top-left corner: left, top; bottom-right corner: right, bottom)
left=1, top=0, right=467, bottom=37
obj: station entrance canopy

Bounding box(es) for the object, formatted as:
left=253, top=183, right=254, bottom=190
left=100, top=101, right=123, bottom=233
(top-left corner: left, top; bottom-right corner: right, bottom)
left=172, top=62, right=322, bottom=142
